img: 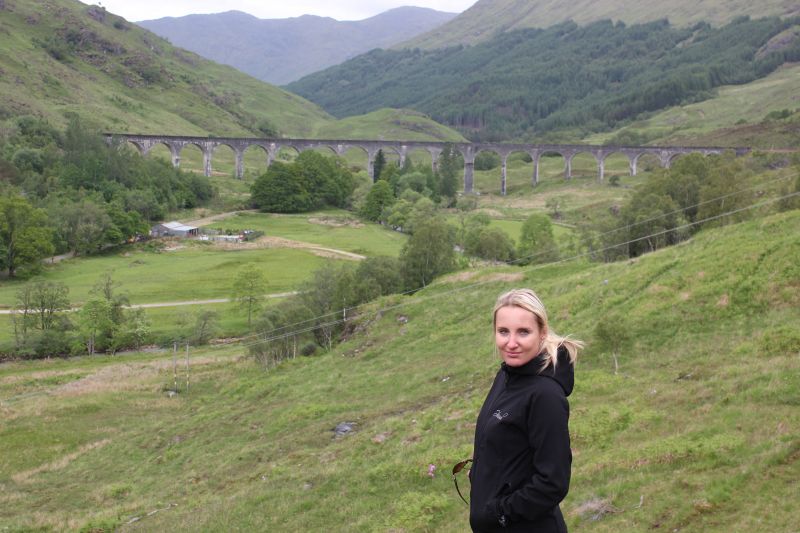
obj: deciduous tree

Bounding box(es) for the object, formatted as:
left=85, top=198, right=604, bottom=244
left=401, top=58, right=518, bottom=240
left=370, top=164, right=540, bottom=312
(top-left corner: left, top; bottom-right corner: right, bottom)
left=30, top=281, right=70, bottom=331
left=400, top=217, right=456, bottom=290
left=77, top=298, right=113, bottom=355
left=517, top=213, right=559, bottom=265
left=594, top=313, right=630, bottom=374
left=232, top=264, right=267, bottom=328
left=193, top=310, right=219, bottom=345
left=360, top=180, right=395, bottom=222
left=0, top=195, right=54, bottom=277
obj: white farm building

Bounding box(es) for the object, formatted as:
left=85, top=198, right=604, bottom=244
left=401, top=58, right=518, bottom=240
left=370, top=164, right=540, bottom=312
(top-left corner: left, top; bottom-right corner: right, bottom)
left=150, top=221, right=199, bottom=238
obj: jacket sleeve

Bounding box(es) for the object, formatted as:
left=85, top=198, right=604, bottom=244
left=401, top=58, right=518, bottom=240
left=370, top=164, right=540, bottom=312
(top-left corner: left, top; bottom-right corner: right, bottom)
left=497, top=385, right=571, bottom=523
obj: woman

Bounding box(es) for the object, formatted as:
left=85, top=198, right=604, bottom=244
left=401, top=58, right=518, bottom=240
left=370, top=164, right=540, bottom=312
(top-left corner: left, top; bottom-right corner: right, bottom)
left=470, top=289, right=582, bottom=532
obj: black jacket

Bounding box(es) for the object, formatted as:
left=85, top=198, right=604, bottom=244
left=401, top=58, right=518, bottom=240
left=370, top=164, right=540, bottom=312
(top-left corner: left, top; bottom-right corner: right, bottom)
left=469, top=347, right=574, bottom=532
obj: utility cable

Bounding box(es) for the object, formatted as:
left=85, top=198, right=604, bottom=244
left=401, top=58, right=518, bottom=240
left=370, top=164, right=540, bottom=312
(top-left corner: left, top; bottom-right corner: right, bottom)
left=225, top=174, right=794, bottom=347
left=222, top=189, right=799, bottom=352
left=506, top=172, right=794, bottom=266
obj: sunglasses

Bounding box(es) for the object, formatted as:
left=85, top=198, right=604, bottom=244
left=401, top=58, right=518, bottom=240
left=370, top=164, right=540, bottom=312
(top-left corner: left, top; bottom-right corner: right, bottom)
left=451, top=459, right=472, bottom=505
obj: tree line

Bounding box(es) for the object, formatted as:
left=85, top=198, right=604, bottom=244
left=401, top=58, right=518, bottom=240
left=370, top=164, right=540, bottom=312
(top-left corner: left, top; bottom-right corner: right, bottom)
left=0, top=115, right=215, bottom=278
left=246, top=150, right=799, bottom=367
left=288, top=16, right=800, bottom=141
left=580, top=152, right=800, bottom=261
left=243, top=148, right=568, bottom=366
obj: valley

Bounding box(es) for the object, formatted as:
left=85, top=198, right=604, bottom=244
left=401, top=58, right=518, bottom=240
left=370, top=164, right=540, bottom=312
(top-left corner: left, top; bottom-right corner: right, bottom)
left=0, top=0, right=798, bottom=531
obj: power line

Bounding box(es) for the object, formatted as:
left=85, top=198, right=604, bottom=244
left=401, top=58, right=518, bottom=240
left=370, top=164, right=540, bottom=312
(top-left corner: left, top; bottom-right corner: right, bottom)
left=228, top=188, right=799, bottom=350
left=506, top=172, right=794, bottom=266
left=225, top=189, right=799, bottom=352
left=225, top=175, right=794, bottom=347
left=229, top=175, right=796, bottom=346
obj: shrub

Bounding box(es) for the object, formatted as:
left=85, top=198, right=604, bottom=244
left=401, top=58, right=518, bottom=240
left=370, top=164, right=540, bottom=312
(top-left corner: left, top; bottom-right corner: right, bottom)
left=464, top=226, right=515, bottom=262
left=400, top=217, right=456, bottom=290
left=300, top=342, right=318, bottom=356
left=474, top=151, right=501, bottom=170
left=517, top=213, right=559, bottom=265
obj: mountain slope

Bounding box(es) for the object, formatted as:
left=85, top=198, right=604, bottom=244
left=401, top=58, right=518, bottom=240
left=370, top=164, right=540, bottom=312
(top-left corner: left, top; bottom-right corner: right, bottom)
left=138, top=7, right=458, bottom=85
left=585, top=63, right=800, bottom=148
left=289, top=17, right=800, bottom=141
left=0, top=0, right=330, bottom=137
left=403, top=0, right=800, bottom=49
left=0, top=0, right=465, bottom=142
left=2, top=207, right=798, bottom=531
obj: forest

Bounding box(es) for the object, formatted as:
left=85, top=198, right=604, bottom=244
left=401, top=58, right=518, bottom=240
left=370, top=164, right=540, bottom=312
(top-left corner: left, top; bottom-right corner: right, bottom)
left=288, top=16, right=800, bottom=141
left=0, top=116, right=214, bottom=278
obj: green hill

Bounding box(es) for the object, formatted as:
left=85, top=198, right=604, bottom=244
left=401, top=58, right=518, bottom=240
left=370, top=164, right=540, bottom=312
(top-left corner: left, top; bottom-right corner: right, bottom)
left=403, top=0, right=800, bottom=49
left=289, top=16, right=800, bottom=141
left=312, top=108, right=467, bottom=142
left=0, top=0, right=465, bottom=141
left=1, top=207, right=798, bottom=531
left=586, top=63, right=800, bottom=148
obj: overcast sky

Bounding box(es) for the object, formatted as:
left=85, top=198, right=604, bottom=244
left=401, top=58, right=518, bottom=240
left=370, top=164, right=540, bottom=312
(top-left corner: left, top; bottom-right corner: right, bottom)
left=87, top=1, right=477, bottom=22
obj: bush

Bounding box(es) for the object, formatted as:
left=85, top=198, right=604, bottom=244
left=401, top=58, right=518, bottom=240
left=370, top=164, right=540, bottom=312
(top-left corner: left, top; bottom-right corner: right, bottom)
left=300, top=342, right=318, bottom=356
left=355, top=256, right=404, bottom=301
left=250, top=152, right=354, bottom=213
left=464, top=226, right=515, bottom=262
left=474, top=151, right=501, bottom=171
left=517, top=213, right=559, bottom=265
left=400, top=217, right=456, bottom=290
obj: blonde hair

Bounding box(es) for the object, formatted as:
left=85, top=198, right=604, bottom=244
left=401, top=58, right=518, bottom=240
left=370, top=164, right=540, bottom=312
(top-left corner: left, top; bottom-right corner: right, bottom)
left=493, top=288, right=583, bottom=369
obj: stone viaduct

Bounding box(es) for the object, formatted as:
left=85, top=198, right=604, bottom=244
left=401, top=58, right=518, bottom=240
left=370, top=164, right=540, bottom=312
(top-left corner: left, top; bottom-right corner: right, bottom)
left=106, top=134, right=749, bottom=195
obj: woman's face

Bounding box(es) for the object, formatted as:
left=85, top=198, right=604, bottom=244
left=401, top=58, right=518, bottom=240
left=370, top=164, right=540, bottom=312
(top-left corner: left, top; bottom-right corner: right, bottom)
left=495, top=305, right=544, bottom=367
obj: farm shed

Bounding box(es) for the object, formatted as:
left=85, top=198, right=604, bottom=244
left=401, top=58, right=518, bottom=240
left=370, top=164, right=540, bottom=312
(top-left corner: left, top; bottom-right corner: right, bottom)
left=150, top=221, right=199, bottom=238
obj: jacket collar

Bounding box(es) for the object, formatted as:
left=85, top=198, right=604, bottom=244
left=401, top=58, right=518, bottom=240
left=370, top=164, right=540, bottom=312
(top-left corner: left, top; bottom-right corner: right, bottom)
left=501, top=347, right=575, bottom=396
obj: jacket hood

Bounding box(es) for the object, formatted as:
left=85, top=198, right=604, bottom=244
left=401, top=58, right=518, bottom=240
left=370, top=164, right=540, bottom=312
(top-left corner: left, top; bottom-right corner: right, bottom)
left=503, top=346, right=574, bottom=397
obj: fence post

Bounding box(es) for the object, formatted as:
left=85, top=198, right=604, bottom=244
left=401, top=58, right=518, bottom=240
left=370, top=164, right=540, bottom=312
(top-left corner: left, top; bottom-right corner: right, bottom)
left=185, top=343, right=190, bottom=394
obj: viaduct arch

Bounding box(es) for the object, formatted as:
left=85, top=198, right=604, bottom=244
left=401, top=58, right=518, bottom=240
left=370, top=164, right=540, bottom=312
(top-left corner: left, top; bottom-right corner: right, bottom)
left=106, top=134, right=750, bottom=195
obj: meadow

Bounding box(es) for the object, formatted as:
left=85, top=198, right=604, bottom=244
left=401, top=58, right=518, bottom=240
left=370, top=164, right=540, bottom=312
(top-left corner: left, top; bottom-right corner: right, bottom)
left=205, top=210, right=408, bottom=258
left=0, top=205, right=411, bottom=351
left=1, top=209, right=797, bottom=531
left=0, top=246, right=336, bottom=308
left=2, top=2, right=798, bottom=529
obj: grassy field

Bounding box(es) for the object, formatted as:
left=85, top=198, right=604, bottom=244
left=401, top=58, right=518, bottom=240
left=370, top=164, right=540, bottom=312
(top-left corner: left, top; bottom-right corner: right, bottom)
left=0, top=244, right=332, bottom=349
left=0, top=208, right=407, bottom=310
left=312, top=108, right=468, bottom=142
left=205, top=210, right=408, bottom=258
left=0, top=208, right=406, bottom=350
left=1, top=209, right=797, bottom=531
left=0, top=245, right=337, bottom=308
